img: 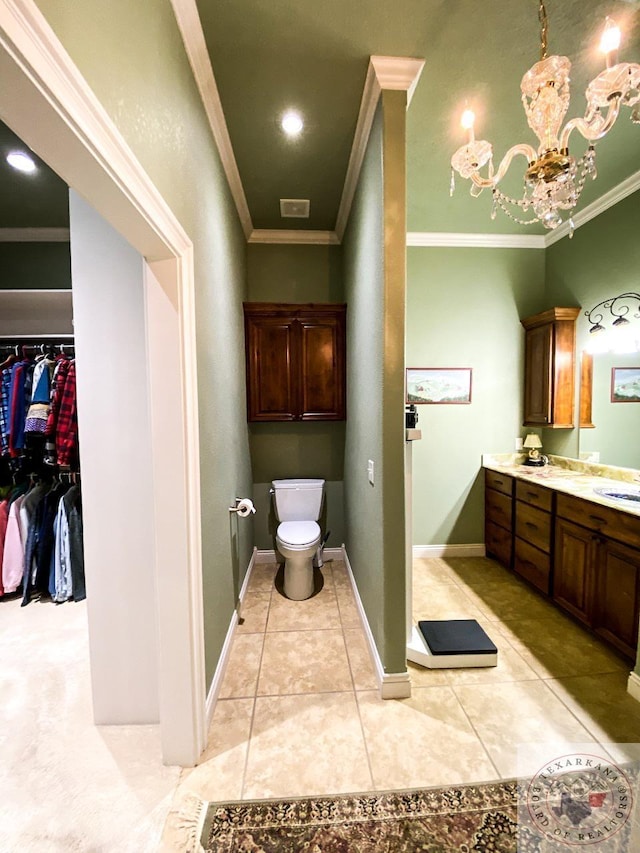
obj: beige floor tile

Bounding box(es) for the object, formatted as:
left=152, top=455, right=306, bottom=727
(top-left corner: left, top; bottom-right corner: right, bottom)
left=500, top=616, right=629, bottom=679
left=246, top=562, right=278, bottom=593
left=243, top=692, right=372, bottom=798
left=237, top=593, right=271, bottom=634
left=343, top=628, right=378, bottom=690
left=357, top=687, right=497, bottom=789
left=454, top=680, right=598, bottom=777
left=545, top=671, right=640, bottom=758
left=459, top=579, right=558, bottom=622
left=412, top=557, right=458, bottom=585
left=336, top=587, right=363, bottom=629
left=178, top=698, right=253, bottom=801
left=267, top=582, right=341, bottom=631
left=407, top=661, right=450, bottom=688
left=412, top=583, right=485, bottom=622
left=258, top=629, right=353, bottom=694
left=445, top=644, right=540, bottom=686
left=219, top=633, right=264, bottom=699
left=444, top=555, right=516, bottom=588
left=328, top=559, right=351, bottom=588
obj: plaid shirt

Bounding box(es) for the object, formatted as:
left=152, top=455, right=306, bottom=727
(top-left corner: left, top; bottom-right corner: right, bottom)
left=56, top=361, right=77, bottom=468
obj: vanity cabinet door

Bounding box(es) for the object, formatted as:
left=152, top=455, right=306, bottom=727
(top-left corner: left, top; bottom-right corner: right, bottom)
left=553, top=517, right=596, bottom=626
left=592, top=538, right=640, bottom=659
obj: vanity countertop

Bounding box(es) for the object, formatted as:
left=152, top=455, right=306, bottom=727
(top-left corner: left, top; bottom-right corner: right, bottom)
left=482, top=453, right=640, bottom=518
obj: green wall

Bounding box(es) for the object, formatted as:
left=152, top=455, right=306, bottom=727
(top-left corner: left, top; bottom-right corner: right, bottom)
left=246, top=243, right=346, bottom=549
left=545, top=190, right=640, bottom=466
left=343, top=92, right=407, bottom=675
left=35, top=0, right=253, bottom=688
left=0, top=243, right=70, bottom=289
left=406, top=247, right=545, bottom=544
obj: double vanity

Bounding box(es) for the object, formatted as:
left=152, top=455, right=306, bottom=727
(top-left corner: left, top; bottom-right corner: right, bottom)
left=484, top=454, right=640, bottom=662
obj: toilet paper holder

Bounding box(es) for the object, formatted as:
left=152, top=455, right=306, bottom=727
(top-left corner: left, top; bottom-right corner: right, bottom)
left=228, top=497, right=256, bottom=517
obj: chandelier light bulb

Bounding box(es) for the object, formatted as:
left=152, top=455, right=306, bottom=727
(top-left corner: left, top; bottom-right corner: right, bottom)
left=600, top=18, right=621, bottom=62
left=460, top=109, right=475, bottom=131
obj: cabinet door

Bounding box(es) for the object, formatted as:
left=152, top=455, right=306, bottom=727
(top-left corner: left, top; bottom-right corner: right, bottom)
left=299, top=316, right=345, bottom=420
left=554, top=517, right=595, bottom=626
left=593, top=539, right=640, bottom=659
left=524, top=324, right=552, bottom=426
left=245, top=316, right=297, bottom=421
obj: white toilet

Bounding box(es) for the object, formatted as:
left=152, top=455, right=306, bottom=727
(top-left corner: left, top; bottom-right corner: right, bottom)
left=272, top=478, right=325, bottom=600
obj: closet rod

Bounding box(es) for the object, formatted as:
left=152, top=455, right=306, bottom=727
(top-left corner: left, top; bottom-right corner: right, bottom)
left=0, top=334, right=74, bottom=340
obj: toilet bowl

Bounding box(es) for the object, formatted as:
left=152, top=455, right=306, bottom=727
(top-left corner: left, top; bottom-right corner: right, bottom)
left=272, top=478, right=325, bottom=600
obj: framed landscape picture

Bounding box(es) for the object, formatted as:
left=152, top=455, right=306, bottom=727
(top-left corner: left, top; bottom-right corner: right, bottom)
left=611, top=367, right=640, bottom=402
left=406, top=368, right=472, bottom=404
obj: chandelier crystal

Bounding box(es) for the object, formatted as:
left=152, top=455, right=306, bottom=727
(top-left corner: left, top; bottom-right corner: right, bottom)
left=450, top=2, right=640, bottom=232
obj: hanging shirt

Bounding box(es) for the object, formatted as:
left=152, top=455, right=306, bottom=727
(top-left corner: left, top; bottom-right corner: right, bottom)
left=63, top=484, right=85, bottom=602
left=2, top=493, right=26, bottom=594
left=44, top=358, right=71, bottom=466
left=0, top=367, right=13, bottom=456
left=56, top=361, right=78, bottom=469
left=0, top=497, right=10, bottom=596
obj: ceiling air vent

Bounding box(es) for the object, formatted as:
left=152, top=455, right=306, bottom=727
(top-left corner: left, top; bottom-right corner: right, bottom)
left=280, top=198, right=310, bottom=218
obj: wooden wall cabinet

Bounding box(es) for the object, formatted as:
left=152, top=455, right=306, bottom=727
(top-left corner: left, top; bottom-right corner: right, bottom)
left=244, top=303, right=346, bottom=422
left=521, top=307, right=580, bottom=428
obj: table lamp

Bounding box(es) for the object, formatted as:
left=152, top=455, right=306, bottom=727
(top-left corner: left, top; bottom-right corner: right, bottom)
left=523, top=433, right=545, bottom=467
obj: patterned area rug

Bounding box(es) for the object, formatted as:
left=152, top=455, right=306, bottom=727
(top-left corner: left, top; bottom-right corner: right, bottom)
left=192, top=781, right=535, bottom=852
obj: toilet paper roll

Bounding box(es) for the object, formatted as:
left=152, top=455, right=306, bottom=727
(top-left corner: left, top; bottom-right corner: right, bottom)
left=236, top=498, right=256, bottom=517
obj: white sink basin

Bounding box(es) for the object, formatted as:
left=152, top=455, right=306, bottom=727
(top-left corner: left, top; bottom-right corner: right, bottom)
left=594, top=486, right=640, bottom=504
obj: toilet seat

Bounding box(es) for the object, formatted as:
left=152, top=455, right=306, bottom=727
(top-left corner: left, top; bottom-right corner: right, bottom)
left=277, top=520, right=320, bottom=549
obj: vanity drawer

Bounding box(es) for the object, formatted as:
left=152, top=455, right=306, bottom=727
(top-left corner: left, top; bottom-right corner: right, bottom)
left=515, top=502, right=551, bottom=553
left=486, top=520, right=512, bottom=567
left=485, top=470, right=514, bottom=497
left=514, top=537, right=550, bottom=595
left=556, top=493, right=640, bottom=551
left=515, top=479, right=553, bottom=512
left=486, top=489, right=512, bottom=531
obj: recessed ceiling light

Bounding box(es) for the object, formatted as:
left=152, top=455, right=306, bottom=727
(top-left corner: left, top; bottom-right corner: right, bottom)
left=6, top=150, right=37, bottom=174
left=281, top=111, right=303, bottom=137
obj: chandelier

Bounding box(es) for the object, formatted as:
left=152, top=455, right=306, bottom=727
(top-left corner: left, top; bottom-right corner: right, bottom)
left=450, top=1, right=640, bottom=232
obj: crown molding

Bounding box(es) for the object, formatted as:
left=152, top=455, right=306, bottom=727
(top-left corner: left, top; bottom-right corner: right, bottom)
left=169, top=0, right=253, bottom=239
left=249, top=229, right=339, bottom=245
left=0, top=227, right=70, bottom=241
left=407, top=231, right=546, bottom=249
left=369, top=56, right=425, bottom=105
left=335, top=55, right=424, bottom=242
left=545, top=168, right=640, bottom=247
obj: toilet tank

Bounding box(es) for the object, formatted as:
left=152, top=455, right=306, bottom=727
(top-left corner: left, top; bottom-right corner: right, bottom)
left=272, top=478, right=325, bottom=521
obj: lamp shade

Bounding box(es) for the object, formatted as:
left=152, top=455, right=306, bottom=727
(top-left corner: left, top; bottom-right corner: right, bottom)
left=523, top=433, right=542, bottom=449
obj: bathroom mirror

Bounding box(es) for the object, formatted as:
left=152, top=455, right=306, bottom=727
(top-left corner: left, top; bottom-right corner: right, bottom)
left=579, top=348, right=640, bottom=469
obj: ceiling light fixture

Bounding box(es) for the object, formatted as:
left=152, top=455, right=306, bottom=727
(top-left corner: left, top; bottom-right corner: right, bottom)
left=450, top=2, right=640, bottom=234
left=6, top=150, right=37, bottom=174
left=281, top=110, right=304, bottom=137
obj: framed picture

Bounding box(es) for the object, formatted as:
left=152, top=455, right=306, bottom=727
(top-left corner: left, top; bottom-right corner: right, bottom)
left=406, top=368, right=472, bottom=404
left=611, top=367, right=640, bottom=402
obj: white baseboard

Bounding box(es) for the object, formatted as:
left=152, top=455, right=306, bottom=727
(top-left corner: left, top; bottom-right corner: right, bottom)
left=341, top=546, right=411, bottom=700
left=205, top=547, right=258, bottom=728
left=627, top=671, right=640, bottom=704
left=413, top=544, right=486, bottom=559
left=255, top=547, right=344, bottom=564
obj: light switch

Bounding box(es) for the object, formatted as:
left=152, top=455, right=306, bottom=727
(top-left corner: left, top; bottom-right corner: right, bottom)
left=367, top=459, right=374, bottom=485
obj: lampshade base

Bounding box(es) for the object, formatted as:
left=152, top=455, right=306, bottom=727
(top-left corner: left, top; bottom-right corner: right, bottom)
left=523, top=457, right=546, bottom=467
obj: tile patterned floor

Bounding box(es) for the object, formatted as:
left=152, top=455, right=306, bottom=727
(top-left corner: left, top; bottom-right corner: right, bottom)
left=164, top=554, right=640, bottom=838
